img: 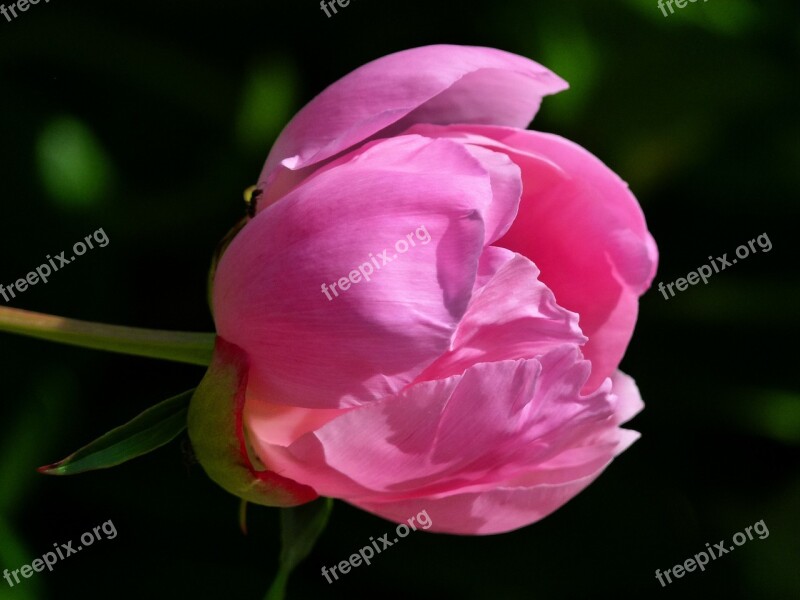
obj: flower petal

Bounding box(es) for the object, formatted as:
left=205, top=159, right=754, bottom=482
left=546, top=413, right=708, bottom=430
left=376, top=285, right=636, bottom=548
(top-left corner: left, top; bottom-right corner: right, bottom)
left=259, top=45, right=567, bottom=207
left=354, top=475, right=601, bottom=535
left=351, top=370, right=644, bottom=534
left=416, top=247, right=586, bottom=382
left=404, top=124, right=658, bottom=391
left=251, top=347, right=615, bottom=501
left=215, top=136, right=507, bottom=409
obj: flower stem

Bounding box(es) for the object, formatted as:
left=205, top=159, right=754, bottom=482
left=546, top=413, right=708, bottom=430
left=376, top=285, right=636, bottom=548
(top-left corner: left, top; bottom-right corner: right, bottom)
left=0, top=306, right=214, bottom=366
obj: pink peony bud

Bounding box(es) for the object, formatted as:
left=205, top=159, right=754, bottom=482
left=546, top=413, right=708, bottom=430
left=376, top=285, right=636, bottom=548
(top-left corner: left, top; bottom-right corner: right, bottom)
left=205, top=45, right=658, bottom=534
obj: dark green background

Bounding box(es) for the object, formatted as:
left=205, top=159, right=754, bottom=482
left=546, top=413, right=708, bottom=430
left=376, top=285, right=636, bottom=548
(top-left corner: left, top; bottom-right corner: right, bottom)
left=0, top=0, right=797, bottom=598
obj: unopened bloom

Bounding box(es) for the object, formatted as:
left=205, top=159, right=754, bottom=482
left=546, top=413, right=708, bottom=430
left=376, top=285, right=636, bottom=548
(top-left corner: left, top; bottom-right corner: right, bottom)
left=198, top=45, right=658, bottom=534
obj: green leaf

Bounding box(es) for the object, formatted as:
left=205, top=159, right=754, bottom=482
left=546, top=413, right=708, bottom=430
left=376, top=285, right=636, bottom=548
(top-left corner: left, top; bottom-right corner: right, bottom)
left=265, top=498, right=334, bottom=600
left=0, top=306, right=215, bottom=366
left=39, top=389, right=193, bottom=476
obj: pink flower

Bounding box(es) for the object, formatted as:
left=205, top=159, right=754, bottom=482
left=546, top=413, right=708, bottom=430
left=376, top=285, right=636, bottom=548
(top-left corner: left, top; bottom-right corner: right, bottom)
left=208, top=45, right=658, bottom=534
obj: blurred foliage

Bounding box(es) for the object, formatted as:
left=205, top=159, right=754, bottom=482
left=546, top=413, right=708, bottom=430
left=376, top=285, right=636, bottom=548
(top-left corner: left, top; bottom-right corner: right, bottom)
left=235, top=58, right=298, bottom=154
left=0, top=0, right=797, bottom=599
left=36, top=116, right=114, bottom=210
left=0, top=371, right=71, bottom=600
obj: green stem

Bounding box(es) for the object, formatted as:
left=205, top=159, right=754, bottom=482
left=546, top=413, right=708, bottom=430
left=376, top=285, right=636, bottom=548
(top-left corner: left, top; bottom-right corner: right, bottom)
left=0, top=306, right=214, bottom=366
left=264, top=498, right=334, bottom=600
left=264, top=570, right=289, bottom=600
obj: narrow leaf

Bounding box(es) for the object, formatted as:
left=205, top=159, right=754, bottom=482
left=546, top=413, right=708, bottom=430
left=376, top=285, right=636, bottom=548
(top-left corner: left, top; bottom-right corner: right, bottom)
left=39, top=389, right=193, bottom=475
left=265, top=498, right=334, bottom=600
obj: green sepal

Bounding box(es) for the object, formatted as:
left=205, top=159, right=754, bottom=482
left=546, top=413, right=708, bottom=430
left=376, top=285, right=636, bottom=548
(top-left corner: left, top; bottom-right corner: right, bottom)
left=187, top=336, right=318, bottom=507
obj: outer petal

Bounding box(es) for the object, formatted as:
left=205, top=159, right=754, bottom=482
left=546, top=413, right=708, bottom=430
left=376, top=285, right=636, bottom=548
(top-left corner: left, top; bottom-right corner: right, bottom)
left=609, top=370, right=645, bottom=426
left=214, top=135, right=519, bottom=409
left=250, top=347, right=617, bottom=502
left=404, top=124, right=658, bottom=391
left=355, top=476, right=602, bottom=535
left=259, top=45, right=567, bottom=207
left=351, top=370, right=645, bottom=534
